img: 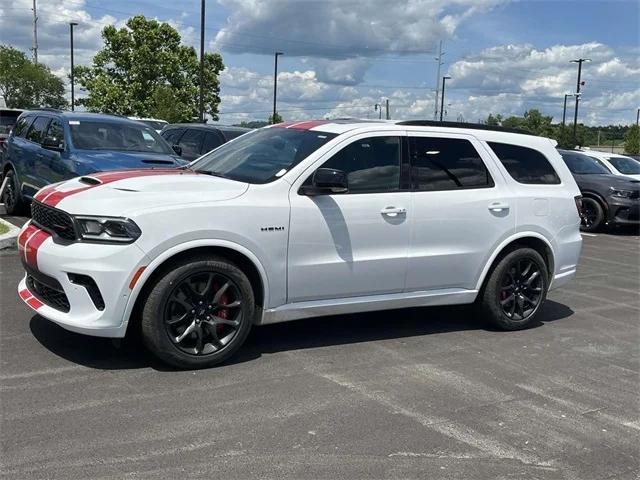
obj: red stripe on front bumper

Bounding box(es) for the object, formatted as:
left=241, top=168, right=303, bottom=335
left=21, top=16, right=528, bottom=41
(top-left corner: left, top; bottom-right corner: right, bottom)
left=19, top=288, right=31, bottom=301
left=23, top=228, right=51, bottom=268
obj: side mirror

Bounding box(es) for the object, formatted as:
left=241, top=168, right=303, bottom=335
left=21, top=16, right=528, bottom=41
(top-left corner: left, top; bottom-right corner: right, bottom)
left=172, top=144, right=183, bottom=156
left=42, top=137, right=64, bottom=152
left=300, top=167, right=348, bottom=195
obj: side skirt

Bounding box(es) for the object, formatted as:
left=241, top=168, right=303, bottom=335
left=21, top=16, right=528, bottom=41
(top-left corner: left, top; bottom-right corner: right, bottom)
left=260, top=289, right=478, bottom=325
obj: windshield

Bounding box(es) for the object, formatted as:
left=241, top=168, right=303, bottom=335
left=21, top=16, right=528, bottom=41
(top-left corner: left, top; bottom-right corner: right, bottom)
left=69, top=121, right=173, bottom=154
left=191, top=127, right=337, bottom=183
left=608, top=156, right=640, bottom=175
left=561, top=152, right=611, bottom=175
left=138, top=120, right=167, bottom=130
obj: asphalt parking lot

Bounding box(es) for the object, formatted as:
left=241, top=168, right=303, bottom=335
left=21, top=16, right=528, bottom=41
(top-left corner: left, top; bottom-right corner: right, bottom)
left=1, top=227, right=639, bottom=479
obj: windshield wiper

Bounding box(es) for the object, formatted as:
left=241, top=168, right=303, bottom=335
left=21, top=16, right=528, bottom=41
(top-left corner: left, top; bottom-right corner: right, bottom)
left=193, top=170, right=231, bottom=179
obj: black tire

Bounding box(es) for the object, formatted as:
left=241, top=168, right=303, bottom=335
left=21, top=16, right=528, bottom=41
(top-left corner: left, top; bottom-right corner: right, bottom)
left=480, top=247, right=548, bottom=331
left=141, top=255, right=255, bottom=369
left=2, top=169, right=27, bottom=215
left=580, top=197, right=605, bottom=232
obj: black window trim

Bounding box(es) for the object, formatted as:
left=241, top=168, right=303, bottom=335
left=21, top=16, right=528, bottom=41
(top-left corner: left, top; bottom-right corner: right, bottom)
left=407, top=133, right=496, bottom=192
left=14, top=115, right=36, bottom=138
left=300, top=134, right=409, bottom=196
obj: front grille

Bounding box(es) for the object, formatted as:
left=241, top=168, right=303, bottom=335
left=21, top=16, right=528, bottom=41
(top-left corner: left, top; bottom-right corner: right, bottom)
left=26, top=275, right=70, bottom=312
left=31, top=201, right=76, bottom=241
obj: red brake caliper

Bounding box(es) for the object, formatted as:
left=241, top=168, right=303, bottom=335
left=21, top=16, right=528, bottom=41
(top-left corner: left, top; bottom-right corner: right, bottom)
left=213, top=283, right=228, bottom=336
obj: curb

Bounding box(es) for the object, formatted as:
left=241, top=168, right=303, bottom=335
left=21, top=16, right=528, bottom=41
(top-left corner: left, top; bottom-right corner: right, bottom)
left=0, top=217, right=20, bottom=250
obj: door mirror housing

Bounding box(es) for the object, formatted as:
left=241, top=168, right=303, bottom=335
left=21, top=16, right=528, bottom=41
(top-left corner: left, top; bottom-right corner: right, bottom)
left=300, top=168, right=348, bottom=195
left=42, top=136, right=64, bottom=152
left=172, top=144, right=183, bottom=156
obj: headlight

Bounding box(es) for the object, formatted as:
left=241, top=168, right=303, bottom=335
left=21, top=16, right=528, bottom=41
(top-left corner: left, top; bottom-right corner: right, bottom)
left=74, top=216, right=142, bottom=243
left=609, top=187, right=637, bottom=199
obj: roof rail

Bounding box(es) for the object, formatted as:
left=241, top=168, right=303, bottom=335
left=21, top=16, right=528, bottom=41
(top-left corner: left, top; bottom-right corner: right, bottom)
left=396, top=120, right=531, bottom=135
left=31, top=107, right=65, bottom=113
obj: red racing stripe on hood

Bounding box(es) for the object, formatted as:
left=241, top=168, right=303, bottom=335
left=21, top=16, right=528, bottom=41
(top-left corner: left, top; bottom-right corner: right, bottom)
left=37, top=169, right=197, bottom=207
left=273, top=120, right=330, bottom=130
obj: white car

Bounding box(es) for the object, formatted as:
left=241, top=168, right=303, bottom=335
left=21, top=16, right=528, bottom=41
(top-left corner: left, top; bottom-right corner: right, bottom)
left=17, top=119, right=583, bottom=368
left=128, top=117, right=168, bottom=134
left=580, top=149, right=640, bottom=181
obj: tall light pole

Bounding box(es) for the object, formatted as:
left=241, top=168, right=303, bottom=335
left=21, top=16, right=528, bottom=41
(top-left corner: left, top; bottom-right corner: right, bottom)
left=433, top=40, right=444, bottom=120
left=32, top=0, right=38, bottom=64
left=199, top=0, right=206, bottom=123
left=374, top=103, right=381, bottom=119
left=439, top=76, right=451, bottom=122
left=562, top=93, right=579, bottom=128
left=636, top=108, right=639, bottom=126
left=570, top=58, right=590, bottom=141
left=69, top=22, right=78, bottom=111
left=272, top=51, right=283, bottom=124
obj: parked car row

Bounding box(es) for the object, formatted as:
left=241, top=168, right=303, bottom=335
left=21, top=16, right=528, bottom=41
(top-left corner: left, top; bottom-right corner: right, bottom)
left=0, top=109, right=248, bottom=214
left=557, top=149, right=639, bottom=232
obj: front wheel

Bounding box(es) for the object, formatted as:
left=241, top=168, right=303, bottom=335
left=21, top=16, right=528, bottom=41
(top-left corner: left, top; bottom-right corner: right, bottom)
left=2, top=169, right=27, bottom=215
left=141, top=255, right=255, bottom=369
left=480, top=247, right=549, bottom=331
left=580, top=197, right=605, bottom=232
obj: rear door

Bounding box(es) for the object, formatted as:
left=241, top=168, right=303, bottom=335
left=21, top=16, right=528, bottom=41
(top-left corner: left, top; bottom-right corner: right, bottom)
left=406, top=132, right=515, bottom=292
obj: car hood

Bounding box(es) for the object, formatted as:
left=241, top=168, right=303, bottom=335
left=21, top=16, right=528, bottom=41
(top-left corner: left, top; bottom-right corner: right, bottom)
left=73, top=150, right=187, bottom=170
left=573, top=173, right=640, bottom=192
left=35, top=168, right=249, bottom=216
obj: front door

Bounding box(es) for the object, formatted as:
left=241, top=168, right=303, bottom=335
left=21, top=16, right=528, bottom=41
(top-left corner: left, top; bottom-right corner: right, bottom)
left=287, top=133, right=411, bottom=303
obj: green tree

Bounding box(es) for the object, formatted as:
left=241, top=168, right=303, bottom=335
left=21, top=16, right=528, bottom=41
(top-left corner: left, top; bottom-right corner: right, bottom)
left=235, top=120, right=269, bottom=128
left=268, top=112, right=283, bottom=124
left=0, top=45, right=67, bottom=109
left=75, top=16, right=224, bottom=121
left=625, top=125, right=640, bottom=155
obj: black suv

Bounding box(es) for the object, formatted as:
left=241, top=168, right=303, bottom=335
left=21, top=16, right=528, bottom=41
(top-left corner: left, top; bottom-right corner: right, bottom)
left=558, top=149, right=639, bottom=231
left=160, top=124, right=250, bottom=161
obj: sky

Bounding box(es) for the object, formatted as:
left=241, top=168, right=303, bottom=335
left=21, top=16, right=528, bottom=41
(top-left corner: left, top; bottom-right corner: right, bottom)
left=0, top=0, right=638, bottom=126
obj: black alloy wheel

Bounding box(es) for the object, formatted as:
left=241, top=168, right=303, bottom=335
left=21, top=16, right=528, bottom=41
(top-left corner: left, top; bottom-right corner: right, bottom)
left=580, top=197, right=604, bottom=232
left=499, top=258, right=543, bottom=321
left=164, top=272, right=243, bottom=355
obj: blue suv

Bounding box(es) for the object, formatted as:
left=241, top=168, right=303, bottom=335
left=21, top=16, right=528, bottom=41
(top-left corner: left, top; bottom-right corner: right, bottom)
left=1, top=110, right=186, bottom=214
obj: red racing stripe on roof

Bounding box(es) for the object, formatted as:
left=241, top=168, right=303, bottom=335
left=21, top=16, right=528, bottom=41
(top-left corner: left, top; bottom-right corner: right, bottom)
left=273, top=120, right=331, bottom=130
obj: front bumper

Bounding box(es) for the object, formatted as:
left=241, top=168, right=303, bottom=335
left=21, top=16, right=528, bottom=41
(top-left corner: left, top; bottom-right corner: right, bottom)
left=17, top=222, right=150, bottom=338
left=607, top=198, right=640, bottom=226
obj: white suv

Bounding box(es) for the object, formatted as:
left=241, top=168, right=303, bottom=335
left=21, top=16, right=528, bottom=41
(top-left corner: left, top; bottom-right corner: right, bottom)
left=17, top=120, right=583, bottom=368
left=579, top=149, right=640, bottom=181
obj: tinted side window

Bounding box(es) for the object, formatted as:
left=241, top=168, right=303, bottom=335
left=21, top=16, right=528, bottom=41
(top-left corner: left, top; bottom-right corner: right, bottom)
left=45, top=119, right=65, bottom=149
left=162, top=128, right=184, bottom=145
left=178, top=129, right=205, bottom=159
left=410, top=137, right=493, bottom=191
left=202, top=132, right=222, bottom=154
left=315, top=136, right=401, bottom=193
left=25, top=116, right=51, bottom=144
left=489, top=142, right=560, bottom=184
left=14, top=116, right=35, bottom=138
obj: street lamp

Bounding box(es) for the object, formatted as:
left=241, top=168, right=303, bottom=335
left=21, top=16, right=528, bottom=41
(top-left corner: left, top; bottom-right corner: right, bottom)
left=439, top=76, right=451, bottom=122
left=570, top=58, right=591, bottom=141
left=272, top=51, right=283, bottom=124
left=562, top=93, right=580, bottom=128
left=374, top=103, right=382, bottom=119
left=69, top=22, right=78, bottom=111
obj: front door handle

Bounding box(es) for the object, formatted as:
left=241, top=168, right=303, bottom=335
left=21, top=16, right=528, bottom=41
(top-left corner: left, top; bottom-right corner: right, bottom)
left=488, top=202, right=510, bottom=212
left=381, top=206, right=407, bottom=217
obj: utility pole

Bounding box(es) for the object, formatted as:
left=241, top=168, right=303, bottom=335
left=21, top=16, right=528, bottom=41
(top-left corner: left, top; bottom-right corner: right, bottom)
left=199, top=0, right=206, bottom=123
left=32, top=0, right=38, bottom=64
left=69, top=22, right=78, bottom=111
left=385, top=98, right=389, bottom=120
left=636, top=108, right=639, bottom=126
left=571, top=58, right=590, bottom=141
left=272, top=52, right=283, bottom=124
left=440, top=76, right=451, bottom=122
left=433, top=40, right=444, bottom=120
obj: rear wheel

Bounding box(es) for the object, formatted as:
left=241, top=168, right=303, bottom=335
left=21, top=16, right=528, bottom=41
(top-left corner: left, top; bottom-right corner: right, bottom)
left=141, top=255, right=255, bottom=369
left=2, top=169, right=27, bottom=215
left=480, top=247, right=548, bottom=331
left=580, top=197, right=604, bottom=232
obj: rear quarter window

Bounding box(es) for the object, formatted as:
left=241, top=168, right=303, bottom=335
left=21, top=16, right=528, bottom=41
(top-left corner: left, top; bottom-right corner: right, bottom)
left=488, top=142, right=560, bottom=185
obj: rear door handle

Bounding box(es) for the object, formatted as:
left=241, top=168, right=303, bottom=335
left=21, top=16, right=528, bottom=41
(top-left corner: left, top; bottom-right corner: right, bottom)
left=381, top=206, right=407, bottom=217
left=488, top=202, right=510, bottom=212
